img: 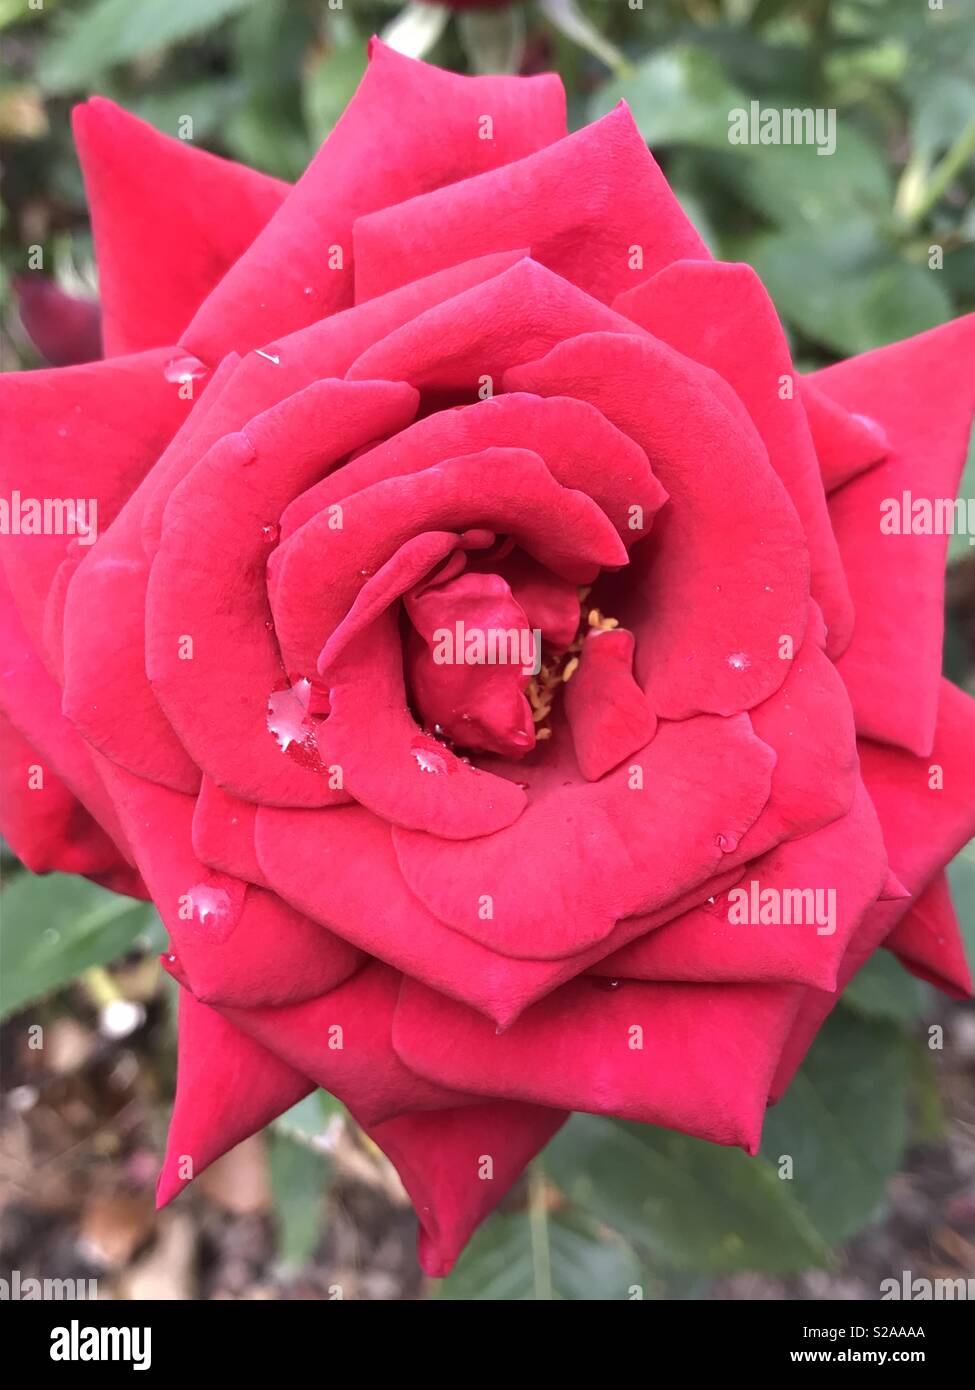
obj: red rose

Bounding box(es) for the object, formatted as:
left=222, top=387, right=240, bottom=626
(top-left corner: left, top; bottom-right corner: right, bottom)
left=1, top=39, right=973, bottom=1277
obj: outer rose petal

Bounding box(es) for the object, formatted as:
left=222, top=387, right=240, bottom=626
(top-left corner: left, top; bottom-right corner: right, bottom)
left=157, top=990, right=312, bottom=1206
left=772, top=678, right=975, bottom=1095
left=353, top=104, right=707, bottom=305
left=817, top=314, right=975, bottom=755
left=14, top=276, right=101, bottom=366
left=0, top=714, right=140, bottom=889
left=182, top=39, right=566, bottom=362
left=217, top=963, right=468, bottom=1128
left=886, top=872, right=971, bottom=999
left=731, top=640, right=859, bottom=861
left=363, top=1101, right=567, bottom=1278
left=593, top=778, right=888, bottom=990
left=799, top=378, right=888, bottom=493
left=392, top=975, right=802, bottom=1151
left=96, top=759, right=361, bottom=1007
left=255, top=802, right=746, bottom=1028
left=615, top=260, right=854, bottom=659
left=858, top=679, right=975, bottom=898
left=191, top=778, right=269, bottom=888
left=73, top=98, right=288, bottom=357
left=0, top=348, right=196, bottom=656
left=505, top=332, right=810, bottom=718
left=0, top=574, right=136, bottom=856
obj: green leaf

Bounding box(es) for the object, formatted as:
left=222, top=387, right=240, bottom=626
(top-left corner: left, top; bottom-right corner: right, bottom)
left=38, top=0, right=260, bottom=93
left=0, top=871, right=163, bottom=1018
left=588, top=45, right=747, bottom=151
left=842, top=949, right=926, bottom=1024
left=271, top=1089, right=345, bottom=1150
left=909, top=73, right=975, bottom=160
left=946, top=839, right=975, bottom=969
left=744, top=223, right=952, bottom=355
left=267, top=1130, right=329, bottom=1269
left=760, top=1007, right=909, bottom=1245
left=544, top=1114, right=830, bottom=1274
left=729, top=122, right=892, bottom=231
left=119, top=79, right=246, bottom=145
left=947, top=427, right=975, bottom=565
left=302, top=37, right=368, bottom=146
left=436, top=1206, right=644, bottom=1300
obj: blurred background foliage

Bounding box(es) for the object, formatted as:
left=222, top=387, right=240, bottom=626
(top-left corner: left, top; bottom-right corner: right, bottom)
left=1, top=0, right=974, bottom=1300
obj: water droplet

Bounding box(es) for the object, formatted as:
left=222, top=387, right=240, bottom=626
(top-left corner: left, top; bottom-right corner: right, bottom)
left=764, top=585, right=774, bottom=593
left=186, top=882, right=233, bottom=927
left=57, top=426, right=67, bottom=438
left=412, top=740, right=450, bottom=775
left=715, top=833, right=739, bottom=854
left=592, top=977, right=622, bottom=991
left=359, top=567, right=373, bottom=577
left=267, top=677, right=327, bottom=772
left=303, top=286, right=314, bottom=298
left=42, top=928, right=60, bottom=947
left=264, top=618, right=275, bottom=632
left=261, top=522, right=280, bottom=546
left=163, top=353, right=208, bottom=384
left=726, top=652, right=750, bottom=671
left=182, top=884, right=243, bottom=950
left=707, top=896, right=716, bottom=905
left=254, top=348, right=281, bottom=365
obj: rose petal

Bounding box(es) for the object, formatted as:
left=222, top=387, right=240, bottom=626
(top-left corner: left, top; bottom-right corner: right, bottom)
left=182, top=39, right=566, bottom=362
left=817, top=314, right=975, bottom=755
left=364, top=1100, right=567, bottom=1278
left=799, top=378, right=887, bottom=493
left=594, top=778, right=887, bottom=990
left=564, top=628, right=657, bottom=781
left=157, top=990, right=312, bottom=1206
left=393, top=975, right=801, bottom=1151
left=393, top=711, right=775, bottom=958
left=885, top=872, right=972, bottom=999
left=146, top=379, right=418, bottom=806
left=73, top=97, right=288, bottom=357
left=506, top=331, right=810, bottom=717
left=615, top=260, right=854, bottom=658
left=353, top=104, right=706, bottom=304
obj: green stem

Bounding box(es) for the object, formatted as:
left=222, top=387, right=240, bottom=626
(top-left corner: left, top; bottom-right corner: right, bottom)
left=528, top=1160, right=553, bottom=1302
left=896, top=116, right=975, bottom=231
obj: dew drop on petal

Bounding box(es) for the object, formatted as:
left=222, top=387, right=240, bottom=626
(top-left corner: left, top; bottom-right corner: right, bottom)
left=261, top=522, right=280, bottom=546
left=267, top=677, right=327, bottom=772
left=592, top=977, right=622, bottom=992
left=186, top=882, right=233, bottom=927
left=726, top=652, right=750, bottom=672
left=412, top=742, right=449, bottom=775
left=163, top=353, right=208, bottom=385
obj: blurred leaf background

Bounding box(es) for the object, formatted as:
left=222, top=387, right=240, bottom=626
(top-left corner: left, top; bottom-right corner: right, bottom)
left=1, top=0, right=974, bottom=1300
